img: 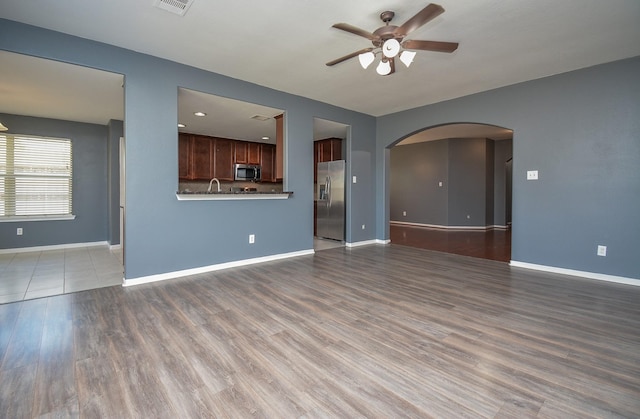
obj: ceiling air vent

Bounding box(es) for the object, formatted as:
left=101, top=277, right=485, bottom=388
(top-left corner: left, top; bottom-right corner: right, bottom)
left=154, top=0, right=195, bottom=16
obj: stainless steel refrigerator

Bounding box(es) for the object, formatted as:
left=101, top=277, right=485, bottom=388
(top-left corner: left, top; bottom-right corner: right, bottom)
left=316, top=160, right=345, bottom=241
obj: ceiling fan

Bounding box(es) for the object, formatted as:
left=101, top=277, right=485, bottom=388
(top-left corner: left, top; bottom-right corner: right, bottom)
left=326, top=3, right=458, bottom=76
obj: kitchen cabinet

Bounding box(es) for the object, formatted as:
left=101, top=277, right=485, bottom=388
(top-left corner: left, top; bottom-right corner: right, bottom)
left=235, top=141, right=248, bottom=164
left=248, top=142, right=261, bottom=165
left=179, top=134, right=272, bottom=182
left=275, top=114, right=284, bottom=181
left=179, top=133, right=213, bottom=180
left=314, top=138, right=342, bottom=183
left=178, top=133, right=191, bottom=180
left=260, top=144, right=276, bottom=182
left=192, top=135, right=213, bottom=180
left=235, top=141, right=261, bottom=165
left=213, top=138, right=234, bottom=180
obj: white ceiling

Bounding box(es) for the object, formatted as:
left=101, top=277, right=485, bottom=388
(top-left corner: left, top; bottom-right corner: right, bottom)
left=1, top=0, right=639, bottom=140
left=0, top=50, right=124, bottom=125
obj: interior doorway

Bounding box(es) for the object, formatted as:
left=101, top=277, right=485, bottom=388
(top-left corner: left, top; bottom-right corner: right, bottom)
left=313, top=118, right=348, bottom=251
left=388, top=123, right=513, bottom=262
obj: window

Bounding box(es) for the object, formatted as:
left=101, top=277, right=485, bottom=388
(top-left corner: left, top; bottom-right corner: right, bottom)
left=0, top=134, right=73, bottom=219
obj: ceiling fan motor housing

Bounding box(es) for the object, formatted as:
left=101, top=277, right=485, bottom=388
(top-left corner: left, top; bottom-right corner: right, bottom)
left=373, top=26, right=401, bottom=48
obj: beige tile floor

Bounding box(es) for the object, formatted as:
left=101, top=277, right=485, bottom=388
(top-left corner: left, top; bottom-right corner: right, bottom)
left=314, top=237, right=344, bottom=251
left=0, top=245, right=123, bottom=304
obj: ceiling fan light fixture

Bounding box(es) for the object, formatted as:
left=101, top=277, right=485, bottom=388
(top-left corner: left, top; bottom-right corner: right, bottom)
left=376, top=59, right=392, bottom=76
left=382, top=38, right=400, bottom=58
left=0, top=122, right=8, bottom=131
left=400, top=50, right=416, bottom=67
left=358, top=51, right=375, bottom=69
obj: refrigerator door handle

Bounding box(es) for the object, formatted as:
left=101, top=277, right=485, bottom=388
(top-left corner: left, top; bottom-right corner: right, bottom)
left=326, top=176, right=332, bottom=208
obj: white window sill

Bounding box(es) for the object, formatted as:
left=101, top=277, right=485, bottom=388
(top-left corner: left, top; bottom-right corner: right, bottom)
left=0, top=215, right=77, bottom=223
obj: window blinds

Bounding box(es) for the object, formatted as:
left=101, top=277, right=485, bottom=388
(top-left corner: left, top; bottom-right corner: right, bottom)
left=0, top=135, right=72, bottom=217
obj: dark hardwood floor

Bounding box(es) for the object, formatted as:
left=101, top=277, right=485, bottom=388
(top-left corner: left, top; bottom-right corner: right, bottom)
left=390, top=224, right=512, bottom=262
left=1, top=244, right=639, bottom=418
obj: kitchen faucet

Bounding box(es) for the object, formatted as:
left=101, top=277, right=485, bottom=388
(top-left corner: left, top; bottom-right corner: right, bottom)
left=207, top=178, right=221, bottom=193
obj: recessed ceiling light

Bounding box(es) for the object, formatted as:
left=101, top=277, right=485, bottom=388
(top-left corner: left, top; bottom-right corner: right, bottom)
left=251, top=115, right=270, bottom=121
left=178, top=123, right=186, bottom=128
left=194, top=112, right=206, bottom=117
left=262, top=136, right=270, bottom=140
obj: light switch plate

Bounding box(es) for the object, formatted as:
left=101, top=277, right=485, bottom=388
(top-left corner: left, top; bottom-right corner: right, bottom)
left=352, top=176, right=357, bottom=184
left=527, top=170, right=539, bottom=180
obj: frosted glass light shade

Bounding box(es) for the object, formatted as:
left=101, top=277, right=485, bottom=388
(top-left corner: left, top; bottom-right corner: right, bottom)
left=382, top=39, right=400, bottom=58
left=400, top=50, right=416, bottom=67
left=376, top=60, right=392, bottom=75
left=0, top=122, right=7, bottom=131
left=358, top=52, right=375, bottom=69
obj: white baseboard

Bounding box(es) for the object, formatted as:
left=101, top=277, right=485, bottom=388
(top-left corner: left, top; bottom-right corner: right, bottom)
left=109, top=244, right=122, bottom=251
left=510, top=260, right=640, bottom=287
left=0, top=241, right=109, bottom=254
left=345, top=239, right=388, bottom=248
left=390, top=221, right=509, bottom=230
left=123, top=249, right=315, bottom=287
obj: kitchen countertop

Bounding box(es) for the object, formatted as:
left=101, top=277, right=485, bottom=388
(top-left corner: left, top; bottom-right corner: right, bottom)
left=176, top=191, right=293, bottom=200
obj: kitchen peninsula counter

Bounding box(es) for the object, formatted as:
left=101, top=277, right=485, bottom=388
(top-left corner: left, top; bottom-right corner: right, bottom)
left=176, top=191, right=293, bottom=201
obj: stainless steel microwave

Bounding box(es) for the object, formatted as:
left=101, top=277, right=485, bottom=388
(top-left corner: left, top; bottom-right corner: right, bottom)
left=234, top=164, right=261, bottom=181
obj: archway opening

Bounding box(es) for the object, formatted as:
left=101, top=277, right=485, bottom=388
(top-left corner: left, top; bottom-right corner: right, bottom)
left=388, top=123, right=513, bottom=262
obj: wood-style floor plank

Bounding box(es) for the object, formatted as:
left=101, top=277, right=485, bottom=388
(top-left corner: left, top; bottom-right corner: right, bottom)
left=0, top=244, right=639, bottom=417
left=32, top=294, right=78, bottom=417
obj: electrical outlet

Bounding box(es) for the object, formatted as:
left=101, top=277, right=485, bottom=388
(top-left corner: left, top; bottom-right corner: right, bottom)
left=438, top=181, right=443, bottom=187
left=361, top=224, right=365, bottom=230
left=403, top=211, right=407, bottom=216
left=352, top=176, right=357, bottom=184
left=17, top=227, right=23, bottom=236
left=597, top=245, right=607, bottom=257
left=249, top=234, right=255, bottom=244
left=527, top=170, right=539, bottom=180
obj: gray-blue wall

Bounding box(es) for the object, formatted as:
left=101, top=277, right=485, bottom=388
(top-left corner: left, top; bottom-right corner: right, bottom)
left=390, top=137, right=509, bottom=228
left=0, top=113, right=109, bottom=248
left=390, top=139, right=449, bottom=225
left=0, top=19, right=377, bottom=279
left=378, top=57, right=640, bottom=279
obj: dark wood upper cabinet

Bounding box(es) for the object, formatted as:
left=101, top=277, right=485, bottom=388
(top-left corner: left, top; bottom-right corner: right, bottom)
left=235, top=141, right=248, bottom=164
left=260, top=144, right=276, bottom=183
left=179, top=133, right=213, bottom=181
left=213, top=138, right=234, bottom=181
left=179, top=135, right=278, bottom=183
left=314, top=138, right=342, bottom=183
left=192, top=135, right=213, bottom=180
left=275, top=114, right=284, bottom=181
left=178, top=133, right=191, bottom=180
left=248, top=142, right=261, bottom=165
left=235, top=141, right=261, bottom=165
